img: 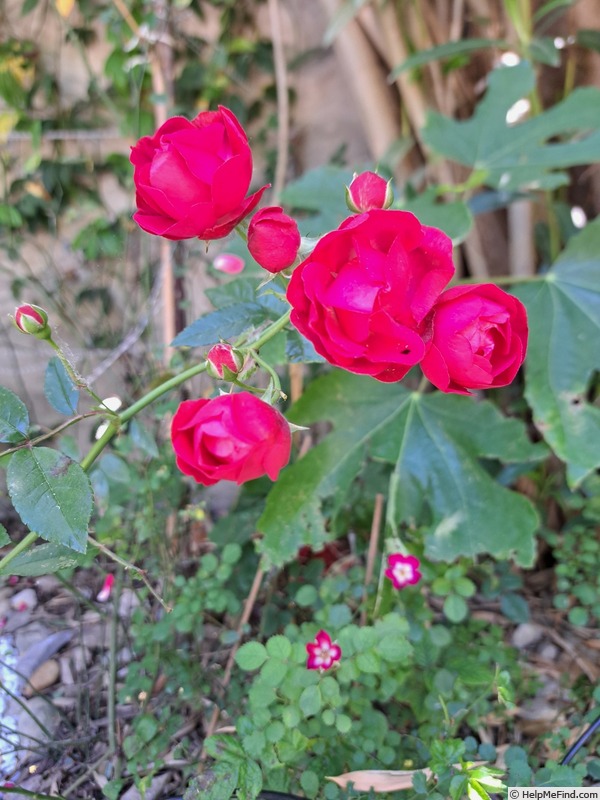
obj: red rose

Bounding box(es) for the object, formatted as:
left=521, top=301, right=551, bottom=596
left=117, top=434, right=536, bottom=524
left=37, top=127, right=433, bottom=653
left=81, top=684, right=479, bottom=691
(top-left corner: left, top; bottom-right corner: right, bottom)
left=13, top=303, right=50, bottom=338
left=130, top=106, right=268, bottom=241
left=171, top=392, right=291, bottom=486
left=346, top=171, right=393, bottom=213
left=286, top=210, right=455, bottom=382
left=421, top=284, right=528, bottom=394
left=247, top=206, right=301, bottom=273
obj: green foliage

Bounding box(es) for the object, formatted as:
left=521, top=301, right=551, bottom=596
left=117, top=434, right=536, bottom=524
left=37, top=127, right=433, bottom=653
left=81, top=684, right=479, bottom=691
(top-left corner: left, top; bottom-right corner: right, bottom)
left=0, top=386, right=29, bottom=443
left=6, top=447, right=93, bottom=552
left=44, top=357, right=79, bottom=416
left=423, top=61, right=600, bottom=190
left=516, top=219, right=600, bottom=486
left=258, top=371, right=542, bottom=567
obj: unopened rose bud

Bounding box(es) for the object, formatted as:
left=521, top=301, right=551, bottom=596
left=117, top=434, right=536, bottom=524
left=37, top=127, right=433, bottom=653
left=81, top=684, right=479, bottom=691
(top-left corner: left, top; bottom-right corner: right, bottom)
left=247, top=206, right=301, bottom=273
left=13, top=304, right=52, bottom=339
left=206, top=344, right=244, bottom=381
left=346, top=171, right=393, bottom=213
left=213, top=253, right=245, bottom=275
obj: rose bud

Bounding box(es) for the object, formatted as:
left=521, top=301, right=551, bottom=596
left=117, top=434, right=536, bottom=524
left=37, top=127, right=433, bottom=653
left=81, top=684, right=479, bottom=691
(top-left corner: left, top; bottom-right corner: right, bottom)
left=206, top=344, right=244, bottom=381
left=346, top=171, right=393, bottom=213
left=13, top=304, right=51, bottom=339
left=171, top=392, right=291, bottom=486
left=247, top=206, right=301, bottom=273
left=130, top=106, right=268, bottom=241
left=421, top=284, right=528, bottom=394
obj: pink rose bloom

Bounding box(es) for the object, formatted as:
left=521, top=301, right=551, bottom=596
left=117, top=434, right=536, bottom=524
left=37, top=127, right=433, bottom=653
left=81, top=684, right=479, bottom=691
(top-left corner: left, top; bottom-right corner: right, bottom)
left=385, top=554, right=422, bottom=590
left=346, top=171, right=393, bottom=213
left=287, top=210, right=455, bottom=382
left=130, top=106, right=268, bottom=241
left=247, top=206, right=301, bottom=273
left=421, top=284, right=528, bottom=394
left=171, top=393, right=291, bottom=486
left=306, top=630, right=342, bottom=670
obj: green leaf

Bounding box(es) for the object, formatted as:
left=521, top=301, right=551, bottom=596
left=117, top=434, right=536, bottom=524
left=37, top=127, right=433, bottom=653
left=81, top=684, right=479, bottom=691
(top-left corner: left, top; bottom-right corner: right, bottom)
left=7, top=447, right=92, bottom=552
left=577, top=29, right=600, bottom=54
left=280, top=165, right=355, bottom=236
left=323, top=0, right=371, bottom=46
left=0, top=386, right=29, bottom=443
left=0, top=523, right=10, bottom=547
left=0, top=541, right=94, bottom=576
left=266, top=635, right=292, bottom=660
left=423, top=61, right=600, bottom=191
left=237, top=758, right=263, bottom=800
left=390, top=38, right=506, bottom=77
left=529, top=37, right=561, bottom=67
left=515, top=219, right=600, bottom=486
left=285, top=329, right=326, bottom=363
left=0, top=204, right=24, bottom=227
left=299, top=684, right=322, bottom=717
left=443, top=594, right=468, bottom=623
left=172, top=295, right=287, bottom=348
left=399, top=189, right=473, bottom=244
left=44, top=357, right=79, bottom=416
left=258, top=371, right=541, bottom=568
left=500, top=593, right=530, bottom=623
left=235, top=641, right=268, bottom=671
left=183, top=763, right=239, bottom=800
left=381, top=392, right=540, bottom=566
left=128, top=419, right=159, bottom=458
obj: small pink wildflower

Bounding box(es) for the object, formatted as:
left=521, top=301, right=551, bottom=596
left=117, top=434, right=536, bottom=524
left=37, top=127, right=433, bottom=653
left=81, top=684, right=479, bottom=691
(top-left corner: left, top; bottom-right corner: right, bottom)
left=385, top=553, right=422, bottom=590
left=96, top=574, right=115, bottom=602
left=306, top=630, right=342, bottom=671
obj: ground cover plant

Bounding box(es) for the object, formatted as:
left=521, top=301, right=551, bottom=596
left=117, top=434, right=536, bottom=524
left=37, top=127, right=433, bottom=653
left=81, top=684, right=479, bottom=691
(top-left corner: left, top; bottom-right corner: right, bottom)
left=0, top=0, right=599, bottom=798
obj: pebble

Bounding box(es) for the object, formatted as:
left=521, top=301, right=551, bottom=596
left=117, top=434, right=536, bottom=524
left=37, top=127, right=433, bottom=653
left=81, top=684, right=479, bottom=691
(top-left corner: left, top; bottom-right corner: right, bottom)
left=119, top=588, right=141, bottom=619
left=17, top=696, right=61, bottom=752
left=538, top=643, right=559, bottom=661
left=22, top=659, right=60, bottom=697
left=512, top=622, right=543, bottom=649
left=10, top=588, right=38, bottom=612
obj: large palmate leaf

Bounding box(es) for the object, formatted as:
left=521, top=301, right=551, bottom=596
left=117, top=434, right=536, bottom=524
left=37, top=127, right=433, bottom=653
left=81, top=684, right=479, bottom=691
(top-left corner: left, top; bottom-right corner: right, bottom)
left=515, top=220, right=600, bottom=487
left=7, top=447, right=93, bottom=552
left=280, top=165, right=355, bottom=236
left=423, top=61, right=600, bottom=191
left=371, top=393, right=540, bottom=565
left=258, top=371, right=542, bottom=567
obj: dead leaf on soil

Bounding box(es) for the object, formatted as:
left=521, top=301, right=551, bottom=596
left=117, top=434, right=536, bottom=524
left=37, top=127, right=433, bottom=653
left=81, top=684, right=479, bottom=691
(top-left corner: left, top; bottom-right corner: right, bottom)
left=326, top=768, right=433, bottom=792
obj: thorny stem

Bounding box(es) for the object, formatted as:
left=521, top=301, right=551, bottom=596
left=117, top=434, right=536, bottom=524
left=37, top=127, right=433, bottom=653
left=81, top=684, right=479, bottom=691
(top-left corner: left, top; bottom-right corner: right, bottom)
left=107, top=570, right=122, bottom=781
left=88, top=537, right=171, bottom=613
left=361, top=493, right=384, bottom=626
left=0, top=531, right=39, bottom=573
left=0, top=412, right=104, bottom=459
left=0, top=308, right=292, bottom=572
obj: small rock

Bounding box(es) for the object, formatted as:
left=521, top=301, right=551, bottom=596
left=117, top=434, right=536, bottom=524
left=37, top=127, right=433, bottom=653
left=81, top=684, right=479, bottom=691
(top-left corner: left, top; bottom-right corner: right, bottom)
left=14, top=622, right=52, bottom=655
left=512, top=623, right=543, bottom=649
left=17, top=629, right=74, bottom=679
left=119, top=588, right=141, bottom=619
left=538, top=643, right=559, bottom=661
left=22, top=659, right=60, bottom=697
left=17, top=696, right=61, bottom=752
left=34, top=575, right=62, bottom=595
left=10, top=588, right=38, bottom=612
